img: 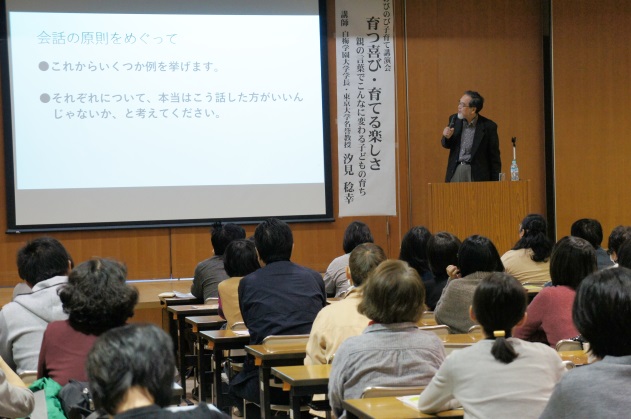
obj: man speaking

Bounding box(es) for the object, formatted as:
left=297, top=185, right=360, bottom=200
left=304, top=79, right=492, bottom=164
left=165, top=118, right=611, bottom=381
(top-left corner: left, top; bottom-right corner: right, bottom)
left=441, top=91, right=501, bottom=182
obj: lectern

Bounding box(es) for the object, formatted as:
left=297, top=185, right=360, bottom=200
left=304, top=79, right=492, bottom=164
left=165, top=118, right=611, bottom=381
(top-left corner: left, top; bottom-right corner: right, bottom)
left=428, top=180, right=531, bottom=253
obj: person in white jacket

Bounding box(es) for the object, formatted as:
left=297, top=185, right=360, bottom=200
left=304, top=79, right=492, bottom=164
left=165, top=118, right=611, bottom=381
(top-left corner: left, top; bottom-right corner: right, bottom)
left=0, top=237, right=72, bottom=373
left=418, top=272, right=565, bottom=419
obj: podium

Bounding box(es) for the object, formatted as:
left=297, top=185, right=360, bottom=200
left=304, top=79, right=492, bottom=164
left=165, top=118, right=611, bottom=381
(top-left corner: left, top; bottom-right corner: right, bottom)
left=428, top=180, right=531, bottom=254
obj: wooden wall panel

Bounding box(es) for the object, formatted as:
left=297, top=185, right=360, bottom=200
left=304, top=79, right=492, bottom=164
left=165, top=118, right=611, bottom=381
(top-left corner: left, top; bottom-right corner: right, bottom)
left=552, top=0, right=631, bottom=238
left=405, top=0, right=546, bottom=246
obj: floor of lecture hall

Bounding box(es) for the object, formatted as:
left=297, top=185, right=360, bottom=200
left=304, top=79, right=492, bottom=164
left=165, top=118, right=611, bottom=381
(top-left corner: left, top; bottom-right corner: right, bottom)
left=180, top=375, right=315, bottom=418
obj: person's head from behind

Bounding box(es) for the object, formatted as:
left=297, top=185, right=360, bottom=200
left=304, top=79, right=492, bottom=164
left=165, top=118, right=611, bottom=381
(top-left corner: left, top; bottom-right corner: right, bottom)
left=472, top=272, right=527, bottom=364
left=514, top=214, right=552, bottom=262
left=254, top=218, right=293, bottom=264
left=358, top=260, right=425, bottom=324
left=607, top=225, right=631, bottom=262
left=348, top=243, right=386, bottom=287
left=59, top=258, right=139, bottom=335
left=573, top=267, right=631, bottom=359
left=570, top=218, right=604, bottom=250
left=211, top=222, right=246, bottom=256
left=17, top=236, right=71, bottom=287
left=399, top=226, right=432, bottom=274
left=342, top=221, right=374, bottom=254
left=616, top=239, right=631, bottom=269
left=224, top=239, right=261, bottom=277
left=427, top=232, right=461, bottom=277
left=550, top=236, right=596, bottom=289
left=458, top=235, right=504, bottom=277
left=87, top=324, right=175, bottom=415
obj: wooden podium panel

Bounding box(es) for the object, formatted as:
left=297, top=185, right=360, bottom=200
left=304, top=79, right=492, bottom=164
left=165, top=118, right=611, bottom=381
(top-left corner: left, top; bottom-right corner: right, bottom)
left=428, top=181, right=531, bottom=254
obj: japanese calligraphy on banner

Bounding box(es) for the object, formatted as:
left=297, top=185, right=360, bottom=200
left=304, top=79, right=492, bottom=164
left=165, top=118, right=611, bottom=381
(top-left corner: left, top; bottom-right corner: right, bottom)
left=336, top=0, right=396, bottom=217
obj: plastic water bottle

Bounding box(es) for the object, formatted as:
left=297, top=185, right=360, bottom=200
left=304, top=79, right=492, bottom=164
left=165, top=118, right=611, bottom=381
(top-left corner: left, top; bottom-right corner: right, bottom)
left=510, top=159, right=519, bottom=181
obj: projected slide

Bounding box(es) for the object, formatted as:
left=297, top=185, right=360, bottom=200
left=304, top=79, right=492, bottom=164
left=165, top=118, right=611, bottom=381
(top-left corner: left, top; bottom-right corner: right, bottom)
left=2, top=0, right=331, bottom=229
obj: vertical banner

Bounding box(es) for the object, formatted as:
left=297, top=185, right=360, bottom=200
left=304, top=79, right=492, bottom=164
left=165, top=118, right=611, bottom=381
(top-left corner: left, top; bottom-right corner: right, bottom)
left=336, top=0, right=396, bottom=217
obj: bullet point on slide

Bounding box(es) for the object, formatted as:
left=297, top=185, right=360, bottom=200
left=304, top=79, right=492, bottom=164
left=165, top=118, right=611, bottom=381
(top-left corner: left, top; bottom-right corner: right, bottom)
left=40, top=93, right=50, bottom=103
left=39, top=61, right=49, bottom=71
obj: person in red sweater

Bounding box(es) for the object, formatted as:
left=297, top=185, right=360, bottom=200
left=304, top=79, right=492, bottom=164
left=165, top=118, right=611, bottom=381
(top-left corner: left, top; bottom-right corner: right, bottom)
left=37, top=258, right=138, bottom=386
left=514, top=236, right=596, bottom=346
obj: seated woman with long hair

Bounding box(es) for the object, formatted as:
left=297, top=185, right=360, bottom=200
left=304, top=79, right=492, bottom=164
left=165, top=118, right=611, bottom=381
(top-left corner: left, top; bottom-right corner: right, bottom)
left=501, top=214, right=553, bottom=284
left=419, top=272, right=565, bottom=418
left=426, top=232, right=461, bottom=311
left=434, top=235, right=504, bottom=333
left=37, top=258, right=138, bottom=386
left=514, top=236, right=596, bottom=346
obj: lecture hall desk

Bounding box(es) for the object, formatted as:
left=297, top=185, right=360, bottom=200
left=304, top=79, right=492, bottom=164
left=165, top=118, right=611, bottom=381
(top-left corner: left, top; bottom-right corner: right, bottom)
left=245, top=342, right=308, bottom=419
left=198, top=329, right=250, bottom=410
left=343, top=397, right=464, bottom=419
left=166, top=303, right=219, bottom=399
left=271, top=364, right=331, bottom=419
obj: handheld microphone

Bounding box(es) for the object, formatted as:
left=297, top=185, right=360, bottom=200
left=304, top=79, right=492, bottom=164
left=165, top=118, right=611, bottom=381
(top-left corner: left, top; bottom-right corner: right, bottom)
left=448, top=115, right=456, bottom=128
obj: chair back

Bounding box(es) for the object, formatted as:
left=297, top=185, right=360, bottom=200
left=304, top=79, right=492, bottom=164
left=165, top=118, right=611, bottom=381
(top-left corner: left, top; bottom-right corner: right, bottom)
left=418, top=325, right=451, bottom=337
left=19, top=370, right=38, bottom=386
left=555, top=339, right=583, bottom=352
left=230, top=321, right=247, bottom=331
left=262, top=334, right=310, bottom=348
left=467, top=325, right=482, bottom=334
left=204, top=297, right=219, bottom=305
left=361, top=385, right=426, bottom=399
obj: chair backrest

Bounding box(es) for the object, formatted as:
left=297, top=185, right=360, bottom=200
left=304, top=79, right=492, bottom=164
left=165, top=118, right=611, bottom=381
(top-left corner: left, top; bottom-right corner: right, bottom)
left=467, top=325, right=482, bottom=334
left=418, top=325, right=451, bottom=337
left=19, top=370, right=38, bottom=386
left=555, top=339, right=583, bottom=352
left=204, top=297, right=219, bottom=305
left=361, top=385, right=426, bottom=399
left=230, top=321, right=247, bottom=331
left=262, top=334, right=310, bottom=348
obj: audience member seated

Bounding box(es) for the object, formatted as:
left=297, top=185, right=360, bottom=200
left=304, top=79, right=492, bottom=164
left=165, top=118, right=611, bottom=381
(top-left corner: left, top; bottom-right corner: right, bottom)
left=217, top=239, right=260, bottom=328
left=38, top=258, right=139, bottom=386
left=323, top=221, right=374, bottom=297
left=615, top=239, right=631, bottom=270
left=0, top=237, right=72, bottom=373
left=426, top=232, right=461, bottom=311
left=0, top=355, right=34, bottom=418
left=87, top=324, right=228, bottom=418
left=228, top=218, right=326, bottom=418
left=514, top=236, right=596, bottom=346
left=418, top=272, right=565, bottom=418
left=191, top=222, right=246, bottom=302
left=571, top=218, right=614, bottom=270
left=305, top=243, right=386, bottom=365
left=434, top=235, right=504, bottom=333
left=399, top=226, right=435, bottom=295
left=328, top=260, right=445, bottom=419
left=541, top=267, right=631, bottom=418
left=501, top=214, right=552, bottom=284
left=606, top=225, right=631, bottom=266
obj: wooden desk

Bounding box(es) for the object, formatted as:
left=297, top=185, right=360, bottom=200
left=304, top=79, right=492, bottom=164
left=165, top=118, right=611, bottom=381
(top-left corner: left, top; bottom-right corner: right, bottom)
left=184, top=316, right=227, bottom=401
left=343, top=397, right=464, bottom=419
left=271, top=364, right=331, bottom=419
left=166, top=304, right=218, bottom=399
left=199, top=330, right=250, bottom=410
left=245, top=343, right=308, bottom=419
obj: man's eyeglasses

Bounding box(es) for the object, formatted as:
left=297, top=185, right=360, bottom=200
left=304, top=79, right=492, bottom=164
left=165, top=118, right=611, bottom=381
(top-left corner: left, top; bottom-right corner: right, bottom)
left=458, top=102, right=471, bottom=108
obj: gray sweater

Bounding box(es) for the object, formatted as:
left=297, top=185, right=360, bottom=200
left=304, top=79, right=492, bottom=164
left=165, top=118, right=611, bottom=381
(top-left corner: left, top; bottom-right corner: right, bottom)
left=540, top=355, right=631, bottom=418
left=434, top=271, right=491, bottom=333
